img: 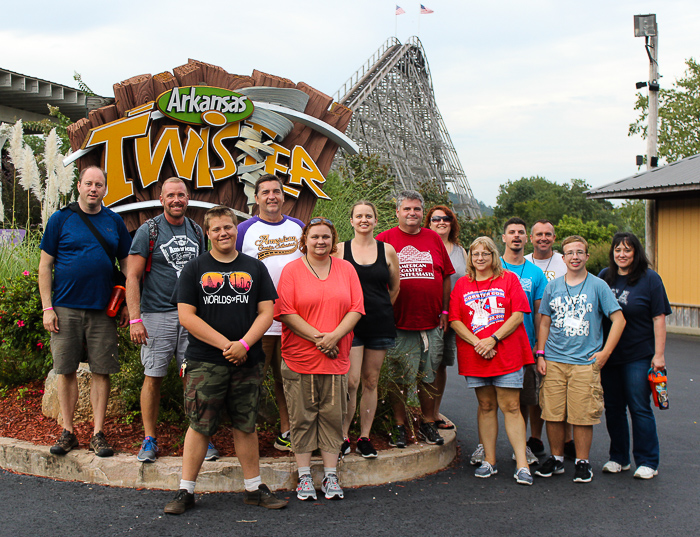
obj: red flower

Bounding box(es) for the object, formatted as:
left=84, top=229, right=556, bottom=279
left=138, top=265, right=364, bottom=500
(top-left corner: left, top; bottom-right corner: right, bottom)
left=17, top=320, right=25, bottom=327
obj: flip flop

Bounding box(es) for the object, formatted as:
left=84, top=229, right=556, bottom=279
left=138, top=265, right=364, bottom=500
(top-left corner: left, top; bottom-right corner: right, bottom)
left=435, top=415, right=455, bottom=430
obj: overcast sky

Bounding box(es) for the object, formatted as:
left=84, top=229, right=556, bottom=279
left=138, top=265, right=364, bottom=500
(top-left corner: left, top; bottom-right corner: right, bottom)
left=3, top=1, right=699, bottom=206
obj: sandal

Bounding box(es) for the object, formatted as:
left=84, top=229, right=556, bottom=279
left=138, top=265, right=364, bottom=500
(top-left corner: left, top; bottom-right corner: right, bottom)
left=435, top=415, right=455, bottom=430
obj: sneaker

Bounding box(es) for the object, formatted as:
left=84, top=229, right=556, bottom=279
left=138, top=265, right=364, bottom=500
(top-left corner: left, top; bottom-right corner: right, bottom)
left=274, top=431, right=292, bottom=452
left=137, top=436, right=158, bottom=463
left=244, top=484, right=288, bottom=509
left=475, top=461, right=498, bottom=478
left=573, top=460, right=593, bottom=483
left=418, top=422, right=444, bottom=445
left=164, top=489, right=195, bottom=515
left=321, top=473, right=344, bottom=500
left=514, top=467, right=534, bottom=486
left=389, top=425, right=407, bottom=449
left=204, top=442, right=219, bottom=461
left=339, top=437, right=351, bottom=459
left=356, top=437, right=378, bottom=458
left=633, top=466, right=658, bottom=479
left=89, top=431, right=114, bottom=458
left=511, top=446, right=539, bottom=465
left=296, top=474, right=317, bottom=501
left=470, top=444, right=485, bottom=466
left=602, top=461, right=631, bottom=473
left=50, top=429, right=78, bottom=455
left=535, top=456, right=565, bottom=477
left=564, top=440, right=576, bottom=460
left=527, top=436, right=546, bottom=457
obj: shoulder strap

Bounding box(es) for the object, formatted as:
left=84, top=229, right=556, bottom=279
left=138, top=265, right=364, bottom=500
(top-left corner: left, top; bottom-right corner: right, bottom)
left=186, top=217, right=205, bottom=251
left=145, top=217, right=159, bottom=273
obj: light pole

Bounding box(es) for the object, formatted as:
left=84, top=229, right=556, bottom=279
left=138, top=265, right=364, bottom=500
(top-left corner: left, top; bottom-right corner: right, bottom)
left=634, top=13, right=658, bottom=266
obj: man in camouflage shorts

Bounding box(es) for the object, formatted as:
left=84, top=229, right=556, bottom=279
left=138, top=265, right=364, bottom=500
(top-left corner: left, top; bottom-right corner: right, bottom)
left=164, top=206, right=287, bottom=514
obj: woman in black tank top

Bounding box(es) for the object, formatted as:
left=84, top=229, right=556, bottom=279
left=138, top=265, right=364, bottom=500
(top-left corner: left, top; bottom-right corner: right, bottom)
left=333, top=201, right=400, bottom=458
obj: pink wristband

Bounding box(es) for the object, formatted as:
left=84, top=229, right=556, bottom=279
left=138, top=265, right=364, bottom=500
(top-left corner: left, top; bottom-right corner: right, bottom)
left=129, top=319, right=143, bottom=325
left=239, top=339, right=250, bottom=351
left=441, top=310, right=449, bottom=315
left=43, top=307, right=53, bottom=311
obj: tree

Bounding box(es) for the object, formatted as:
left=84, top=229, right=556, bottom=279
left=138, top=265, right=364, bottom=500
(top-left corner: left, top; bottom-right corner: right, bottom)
left=629, top=57, right=700, bottom=164
left=555, top=215, right=616, bottom=245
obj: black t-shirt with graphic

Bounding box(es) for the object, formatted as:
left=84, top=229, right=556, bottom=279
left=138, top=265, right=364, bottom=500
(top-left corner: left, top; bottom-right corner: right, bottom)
left=174, top=252, right=277, bottom=366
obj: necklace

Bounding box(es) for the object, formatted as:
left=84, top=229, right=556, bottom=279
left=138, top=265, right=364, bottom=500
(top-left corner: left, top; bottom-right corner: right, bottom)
left=501, top=257, right=525, bottom=279
left=305, top=254, right=332, bottom=279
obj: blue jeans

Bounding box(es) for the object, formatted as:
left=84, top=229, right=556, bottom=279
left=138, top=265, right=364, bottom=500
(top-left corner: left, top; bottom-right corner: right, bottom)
left=600, top=359, right=659, bottom=469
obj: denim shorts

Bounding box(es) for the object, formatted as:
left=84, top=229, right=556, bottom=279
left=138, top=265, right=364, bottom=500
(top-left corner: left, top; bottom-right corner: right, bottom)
left=466, top=367, right=525, bottom=389
left=351, top=334, right=396, bottom=350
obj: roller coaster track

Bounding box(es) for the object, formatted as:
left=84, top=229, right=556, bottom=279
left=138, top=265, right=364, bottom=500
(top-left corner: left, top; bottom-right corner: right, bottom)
left=333, top=37, right=480, bottom=218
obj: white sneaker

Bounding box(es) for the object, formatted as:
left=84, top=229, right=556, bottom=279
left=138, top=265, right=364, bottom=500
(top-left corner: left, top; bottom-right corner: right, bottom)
left=602, top=461, right=631, bottom=473
left=633, top=466, right=658, bottom=479
left=321, top=473, right=344, bottom=500
left=296, top=474, right=317, bottom=501
left=470, top=444, right=484, bottom=466
left=512, top=446, right=539, bottom=465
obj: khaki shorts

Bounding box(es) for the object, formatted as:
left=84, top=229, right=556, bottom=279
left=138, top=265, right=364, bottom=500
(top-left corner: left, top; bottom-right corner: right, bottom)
left=141, top=310, right=188, bottom=377
left=261, top=335, right=283, bottom=383
left=539, top=361, right=604, bottom=426
left=386, top=328, right=444, bottom=385
left=50, top=306, right=119, bottom=375
left=280, top=360, right=347, bottom=454
left=520, top=364, right=540, bottom=406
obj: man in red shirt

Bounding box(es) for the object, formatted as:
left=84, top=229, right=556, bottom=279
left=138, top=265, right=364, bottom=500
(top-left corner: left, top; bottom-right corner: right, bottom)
left=377, top=190, right=454, bottom=447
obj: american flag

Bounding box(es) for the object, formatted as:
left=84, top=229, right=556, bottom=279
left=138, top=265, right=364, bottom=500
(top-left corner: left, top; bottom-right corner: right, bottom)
left=420, top=4, right=434, bottom=14
left=396, top=5, right=405, bottom=15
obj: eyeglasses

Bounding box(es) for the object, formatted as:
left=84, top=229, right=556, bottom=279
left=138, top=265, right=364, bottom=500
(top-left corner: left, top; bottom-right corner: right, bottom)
left=308, top=217, right=334, bottom=227
left=200, top=272, right=252, bottom=295
left=471, top=252, right=492, bottom=258
left=430, top=215, right=452, bottom=223
left=563, top=250, right=587, bottom=257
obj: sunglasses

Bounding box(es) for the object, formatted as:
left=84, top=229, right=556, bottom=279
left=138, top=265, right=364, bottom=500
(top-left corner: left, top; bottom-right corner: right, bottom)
left=200, top=271, right=253, bottom=295
left=431, top=215, right=452, bottom=223
left=308, top=217, right=334, bottom=227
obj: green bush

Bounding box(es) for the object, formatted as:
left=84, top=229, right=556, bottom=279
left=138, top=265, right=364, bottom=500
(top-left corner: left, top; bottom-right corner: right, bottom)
left=0, top=269, right=52, bottom=386
left=587, top=242, right=611, bottom=277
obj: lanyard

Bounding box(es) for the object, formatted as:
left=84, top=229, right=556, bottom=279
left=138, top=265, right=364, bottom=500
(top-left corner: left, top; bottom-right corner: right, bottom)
left=501, top=258, right=526, bottom=280
left=564, top=272, right=589, bottom=316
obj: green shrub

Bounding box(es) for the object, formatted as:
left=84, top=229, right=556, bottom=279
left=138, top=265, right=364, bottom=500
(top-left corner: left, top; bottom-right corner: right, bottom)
left=587, top=242, right=611, bottom=277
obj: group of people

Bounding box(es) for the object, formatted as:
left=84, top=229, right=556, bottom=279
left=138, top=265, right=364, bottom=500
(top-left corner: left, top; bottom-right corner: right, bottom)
left=37, top=168, right=671, bottom=514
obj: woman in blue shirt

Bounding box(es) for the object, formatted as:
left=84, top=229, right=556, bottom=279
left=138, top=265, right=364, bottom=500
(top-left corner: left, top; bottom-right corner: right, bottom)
left=599, top=232, right=671, bottom=480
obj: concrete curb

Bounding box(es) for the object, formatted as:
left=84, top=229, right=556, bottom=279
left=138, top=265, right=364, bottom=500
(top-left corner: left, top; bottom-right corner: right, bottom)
left=0, top=431, right=456, bottom=492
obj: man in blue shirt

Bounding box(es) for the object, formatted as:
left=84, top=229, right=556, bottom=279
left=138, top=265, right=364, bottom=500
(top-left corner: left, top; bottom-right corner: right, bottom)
left=39, top=166, right=132, bottom=458
left=534, top=235, right=626, bottom=483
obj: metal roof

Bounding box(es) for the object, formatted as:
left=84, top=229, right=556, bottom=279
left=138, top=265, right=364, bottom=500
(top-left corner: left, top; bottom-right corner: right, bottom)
left=587, top=153, right=700, bottom=199
left=0, top=67, right=111, bottom=123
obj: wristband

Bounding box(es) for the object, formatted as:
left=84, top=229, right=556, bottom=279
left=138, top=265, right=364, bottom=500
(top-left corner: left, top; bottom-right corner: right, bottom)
left=43, top=307, right=53, bottom=311
left=129, top=319, right=143, bottom=325
left=441, top=310, right=449, bottom=315
left=239, top=339, right=250, bottom=351
left=490, top=334, right=500, bottom=343
left=535, top=350, right=545, bottom=357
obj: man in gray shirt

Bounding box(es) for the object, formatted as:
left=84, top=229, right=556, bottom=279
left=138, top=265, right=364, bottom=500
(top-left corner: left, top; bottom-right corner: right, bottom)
left=126, top=177, right=207, bottom=462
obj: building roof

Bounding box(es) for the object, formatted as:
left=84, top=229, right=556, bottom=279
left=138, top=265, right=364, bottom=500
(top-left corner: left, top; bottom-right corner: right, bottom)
left=587, top=153, right=700, bottom=199
left=0, top=67, right=111, bottom=123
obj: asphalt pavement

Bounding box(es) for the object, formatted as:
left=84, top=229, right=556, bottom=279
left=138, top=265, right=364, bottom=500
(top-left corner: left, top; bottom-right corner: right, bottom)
left=2, top=334, right=698, bottom=537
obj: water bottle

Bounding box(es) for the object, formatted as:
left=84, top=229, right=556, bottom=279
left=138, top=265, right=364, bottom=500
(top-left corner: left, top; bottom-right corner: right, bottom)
left=648, top=368, right=669, bottom=410
left=106, top=285, right=126, bottom=317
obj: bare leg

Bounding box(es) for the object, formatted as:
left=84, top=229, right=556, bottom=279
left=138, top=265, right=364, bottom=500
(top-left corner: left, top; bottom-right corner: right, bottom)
left=475, top=386, right=498, bottom=465
left=342, top=346, right=363, bottom=438
left=497, top=387, right=527, bottom=469
left=432, top=363, right=447, bottom=422
left=390, top=384, right=409, bottom=426
left=232, top=429, right=260, bottom=480
left=181, top=427, right=210, bottom=481
left=321, top=451, right=338, bottom=468
left=546, top=421, right=566, bottom=457
left=573, top=425, right=593, bottom=460
left=359, top=348, right=386, bottom=438
left=57, top=372, right=79, bottom=432
left=565, top=423, right=574, bottom=443
left=90, top=373, right=110, bottom=435
left=274, top=379, right=290, bottom=433
left=418, top=380, right=438, bottom=424
left=295, top=452, right=312, bottom=468
left=141, top=375, right=164, bottom=438
left=529, top=404, right=545, bottom=439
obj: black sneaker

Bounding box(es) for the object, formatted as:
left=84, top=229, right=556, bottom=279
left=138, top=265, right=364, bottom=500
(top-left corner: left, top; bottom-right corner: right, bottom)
left=339, top=437, right=351, bottom=460
left=244, top=484, right=288, bottom=509
left=389, top=425, right=407, bottom=448
left=418, top=422, right=444, bottom=445
left=88, top=431, right=114, bottom=458
left=564, top=440, right=576, bottom=460
left=273, top=432, right=292, bottom=452
left=527, top=436, right=546, bottom=457
left=164, top=489, right=195, bottom=514
left=534, top=456, right=565, bottom=477
left=573, top=460, right=593, bottom=483
left=50, top=429, right=78, bottom=455
left=356, top=437, right=378, bottom=458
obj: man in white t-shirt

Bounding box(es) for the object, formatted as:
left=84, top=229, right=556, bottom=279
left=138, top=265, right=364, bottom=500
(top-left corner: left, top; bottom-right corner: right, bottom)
left=236, top=174, right=304, bottom=451
left=524, top=219, right=574, bottom=460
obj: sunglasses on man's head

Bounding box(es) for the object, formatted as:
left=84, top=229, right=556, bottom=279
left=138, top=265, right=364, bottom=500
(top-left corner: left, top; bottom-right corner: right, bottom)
left=431, top=215, right=452, bottom=223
